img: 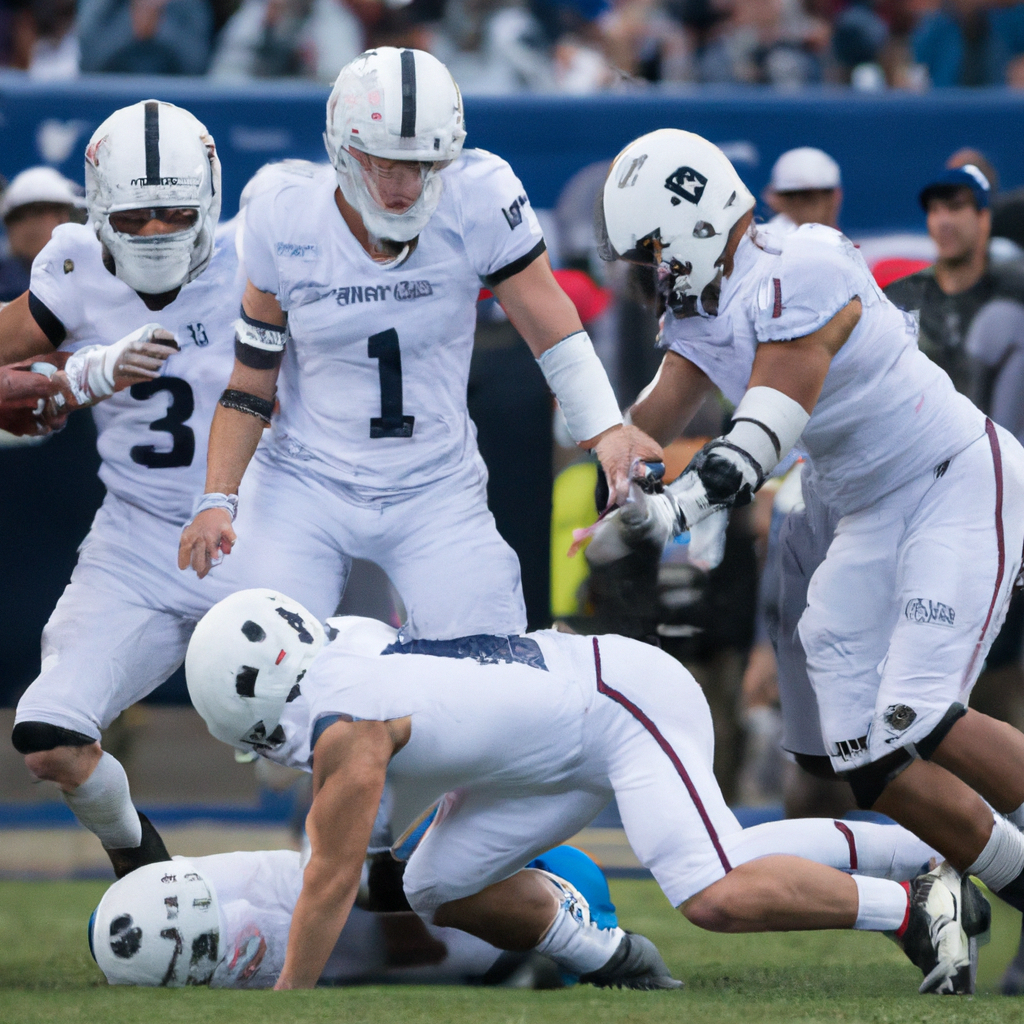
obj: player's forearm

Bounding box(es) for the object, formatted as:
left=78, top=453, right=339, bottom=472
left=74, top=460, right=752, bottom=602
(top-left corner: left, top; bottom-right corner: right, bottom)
left=203, top=405, right=264, bottom=495
left=629, top=351, right=714, bottom=446
left=277, top=861, right=362, bottom=988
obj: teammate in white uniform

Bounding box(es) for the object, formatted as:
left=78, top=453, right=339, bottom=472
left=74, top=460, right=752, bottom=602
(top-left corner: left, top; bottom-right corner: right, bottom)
left=0, top=100, right=240, bottom=877
left=178, top=47, right=661, bottom=639
left=183, top=588, right=984, bottom=995
left=587, top=128, right=1024, bottom=924
left=88, top=850, right=576, bottom=988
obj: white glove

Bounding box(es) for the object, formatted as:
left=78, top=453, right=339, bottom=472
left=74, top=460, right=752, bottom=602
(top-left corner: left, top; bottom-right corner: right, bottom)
left=686, top=507, right=728, bottom=571
left=61, top=324, right=177, bottom=406
left=585, top=483, right=683, bottom=566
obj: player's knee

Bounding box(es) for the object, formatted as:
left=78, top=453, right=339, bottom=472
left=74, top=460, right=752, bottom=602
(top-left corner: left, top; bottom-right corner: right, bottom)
left=680, top=886, right=740, bottom=933
left=842, top=748, right=914, bottom=810
left=14, top=722, right=101, bottom=785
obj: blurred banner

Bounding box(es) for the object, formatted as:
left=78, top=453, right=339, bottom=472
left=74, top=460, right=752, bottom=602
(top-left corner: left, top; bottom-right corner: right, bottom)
left=2, top=75, right=1024, bottom=233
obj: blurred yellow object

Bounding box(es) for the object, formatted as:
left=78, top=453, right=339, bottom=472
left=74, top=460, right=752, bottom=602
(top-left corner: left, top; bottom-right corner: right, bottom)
left=550, top=461, right=599, bottom=617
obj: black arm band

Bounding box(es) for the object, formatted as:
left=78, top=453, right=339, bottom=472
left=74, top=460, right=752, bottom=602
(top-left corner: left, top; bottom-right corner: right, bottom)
left=482, top=239, right=547, bottom=288
left=234, top=338, right=284, bottom=369
left=220, top=388, right=274, bottom=424
left=28, top=291, right=65, bottom=347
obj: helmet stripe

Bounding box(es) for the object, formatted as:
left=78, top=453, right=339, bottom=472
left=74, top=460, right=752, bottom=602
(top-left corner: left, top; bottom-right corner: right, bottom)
left=144, top=101, right=161, bottom=185
left=400, top=49, right=416, bottom=138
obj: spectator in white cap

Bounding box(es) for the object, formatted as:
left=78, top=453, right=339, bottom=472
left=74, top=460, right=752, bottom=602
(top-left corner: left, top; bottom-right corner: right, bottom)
left=0, top=166, right=84, bottom=302
left=763, top=146, right=842, bottom=235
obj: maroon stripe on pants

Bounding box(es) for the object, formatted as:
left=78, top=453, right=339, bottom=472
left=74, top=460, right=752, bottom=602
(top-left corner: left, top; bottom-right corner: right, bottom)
left=963, top=419, right=1006, bottom=686
left=833, top=820, right=858, bottom=871
left=592, top=637, right=732, bottom=874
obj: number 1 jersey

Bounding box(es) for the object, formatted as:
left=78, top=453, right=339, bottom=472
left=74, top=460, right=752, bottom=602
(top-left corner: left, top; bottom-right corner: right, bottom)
left=29, top=221, right=243, bottom=524
left=241, top=153, right=545, bottom=492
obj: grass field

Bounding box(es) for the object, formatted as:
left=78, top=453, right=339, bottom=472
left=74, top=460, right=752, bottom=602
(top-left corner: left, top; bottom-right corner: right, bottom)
left=2, top=877, right=1024, bottom=1024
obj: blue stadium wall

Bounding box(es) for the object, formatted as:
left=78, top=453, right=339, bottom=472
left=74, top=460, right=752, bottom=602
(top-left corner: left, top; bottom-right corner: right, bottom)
left=3, top=80, right=1024, bottom=706
left=3, top=76, right=1024, bottom=233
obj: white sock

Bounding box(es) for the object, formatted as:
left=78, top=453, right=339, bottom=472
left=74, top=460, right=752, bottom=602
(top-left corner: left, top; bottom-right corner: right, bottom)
left=62, top=751, right=141, bottom=850
left=534, top=901, right=624, bottom=973
left=852, top=875, right=909, bottom=932
left=968, top=814, right=1024, bottom=891
left=720, top=818, right=935, bottom=880
left=1006, top=802, right=1024, bottom=830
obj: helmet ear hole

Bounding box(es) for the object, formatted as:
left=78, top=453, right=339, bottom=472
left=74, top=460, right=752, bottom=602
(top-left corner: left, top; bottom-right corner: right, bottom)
left=235, top=666, right=259, bottom=698
left=241, top=621, right=266, bottom=642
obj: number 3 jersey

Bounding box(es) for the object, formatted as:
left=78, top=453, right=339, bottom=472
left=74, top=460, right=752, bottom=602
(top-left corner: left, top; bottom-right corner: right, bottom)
left=29, top=220, right=243, bottom=524
left=241, top=152, right=545, bottom=492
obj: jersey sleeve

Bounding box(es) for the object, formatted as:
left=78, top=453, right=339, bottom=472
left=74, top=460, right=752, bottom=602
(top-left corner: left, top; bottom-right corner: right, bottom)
left=241, top=186, right=282, bottom=298
left=753, top=227, right=870, bottom=343
left=453, top=150, right=546, bottom=287
left=28, top=224, right=87, bottom=346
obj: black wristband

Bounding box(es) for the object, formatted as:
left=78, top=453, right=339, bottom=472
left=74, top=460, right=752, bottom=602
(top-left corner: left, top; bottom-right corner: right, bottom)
left=220, top=388, right=274, bottom=424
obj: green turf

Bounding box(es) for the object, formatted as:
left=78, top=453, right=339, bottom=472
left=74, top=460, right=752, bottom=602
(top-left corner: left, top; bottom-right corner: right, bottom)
left=2, top=878, right=1023, bottom=1023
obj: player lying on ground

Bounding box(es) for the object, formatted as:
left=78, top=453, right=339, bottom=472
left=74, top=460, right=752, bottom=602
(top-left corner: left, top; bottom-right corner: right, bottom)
left=184, top=589, right=986, bottom=995
left=178, top=46, right=661, bottom=644
left=0, top=100, right=240, bottom=879
left=88, top=845, right=618, bottom=988
left=587, top=128, right=1024, bottom=938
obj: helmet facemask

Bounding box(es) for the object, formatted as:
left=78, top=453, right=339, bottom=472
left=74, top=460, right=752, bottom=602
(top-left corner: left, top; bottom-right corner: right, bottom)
left=86, top=100, right=221, bottom=296
left=324, top=48, right=466, bottom=255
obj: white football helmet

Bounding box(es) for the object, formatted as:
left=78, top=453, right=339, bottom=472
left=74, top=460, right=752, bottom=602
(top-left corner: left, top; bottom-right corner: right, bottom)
left=597, top=129, right=754, bottom=318
left=90, top=860, right=221, bottom=986
left=185, top=589, right=325, bottom=753
left=324, top=47, right=466, bottom=244
left=85, top=100, right=222, bottom=295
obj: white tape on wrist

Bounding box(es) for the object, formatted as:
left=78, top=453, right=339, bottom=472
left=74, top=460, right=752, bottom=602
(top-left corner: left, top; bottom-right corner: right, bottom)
left=725, top=386, right=809, bottom=480
left=536, top=330, right=622, bottom=444
left=62, top=323, right=167, bottom=405
left=192, top=492, right=239, bottom=522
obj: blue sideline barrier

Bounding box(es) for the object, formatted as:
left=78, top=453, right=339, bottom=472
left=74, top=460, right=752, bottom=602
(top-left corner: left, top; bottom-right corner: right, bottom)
left=2, top=75, right=1024, bottom=234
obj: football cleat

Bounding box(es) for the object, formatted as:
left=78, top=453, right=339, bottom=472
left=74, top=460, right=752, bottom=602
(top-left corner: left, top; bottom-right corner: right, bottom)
left=579, top=933, right=684, bottom=991
left=895, top=862, right=983, bottom=995
left=105, top=812, right=171, bottom=879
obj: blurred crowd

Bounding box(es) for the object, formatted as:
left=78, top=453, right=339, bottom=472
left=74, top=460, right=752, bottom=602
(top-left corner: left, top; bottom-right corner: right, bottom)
left=4, top=0, right=1024, bottom=91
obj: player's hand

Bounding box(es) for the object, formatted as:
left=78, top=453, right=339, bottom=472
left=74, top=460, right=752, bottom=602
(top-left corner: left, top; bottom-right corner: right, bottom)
left=592, top=424, right=664, bottom=508
left=178, top=508, right=236, bottom=579
left=59, top=324, right=178, bottom=408
left=0, top=363, right=62, bottom=408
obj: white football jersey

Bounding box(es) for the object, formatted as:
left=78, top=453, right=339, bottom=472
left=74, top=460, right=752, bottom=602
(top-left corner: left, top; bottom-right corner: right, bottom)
left=241, top=153, right=545, bottom=492
left=29, top=221, right=243, bottom=524
left=660, top=224, right=985, bottom=516
left=189, top=849, right=500, bottom=988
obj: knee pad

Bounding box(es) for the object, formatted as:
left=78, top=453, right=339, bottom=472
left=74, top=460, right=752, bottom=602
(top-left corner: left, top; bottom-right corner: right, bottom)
left=12, top=721, right=96, bottom=755
left=913, top=702, right=967, bottom=761
left=793, top=753, right=840, bottom=781
left=842, top=748, right=914, bottom=810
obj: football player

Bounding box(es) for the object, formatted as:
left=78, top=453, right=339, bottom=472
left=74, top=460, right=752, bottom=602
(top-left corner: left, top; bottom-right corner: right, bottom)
left=184, top=589, right=978, bottom=995
left=88, top=845, right=617, bottom=988
left=178, top=47, right=662, bottom=641
left=587, top=129, right=1024, bottom=930
left=0, top=100, right=241, bottom=877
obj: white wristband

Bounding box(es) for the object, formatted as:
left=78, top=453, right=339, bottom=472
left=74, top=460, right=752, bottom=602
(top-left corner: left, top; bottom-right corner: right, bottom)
left=192, top=492, right=238, bottom=521
left=725, top=385, right=809, bottom=480
left=536, top=330, right=622, bottom=444
left=236, top=314, right=286, bottom=352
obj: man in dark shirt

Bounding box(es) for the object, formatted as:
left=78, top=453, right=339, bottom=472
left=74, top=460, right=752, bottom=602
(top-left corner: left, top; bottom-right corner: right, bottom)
left=885, top=164, right=1024, bottom=404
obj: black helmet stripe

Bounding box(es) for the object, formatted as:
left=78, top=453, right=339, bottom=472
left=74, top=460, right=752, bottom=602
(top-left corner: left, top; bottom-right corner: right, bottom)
left=144, top=101, right=161, bottom=186
left=400, top=49, right=416, bottom=138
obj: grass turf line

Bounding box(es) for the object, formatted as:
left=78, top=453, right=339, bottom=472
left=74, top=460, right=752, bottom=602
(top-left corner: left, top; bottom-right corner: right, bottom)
left=2, top=878, right=1023, bottom=1023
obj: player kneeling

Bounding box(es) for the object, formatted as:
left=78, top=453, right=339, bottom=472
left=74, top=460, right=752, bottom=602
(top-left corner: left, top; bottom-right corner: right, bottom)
left=184, top=590, right=990, bottom=994
left=89, top=846, right=619, bottom=989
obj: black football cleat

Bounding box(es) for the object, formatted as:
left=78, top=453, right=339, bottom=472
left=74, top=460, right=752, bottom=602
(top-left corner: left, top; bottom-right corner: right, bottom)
left=105, top=811, right=171, bottom=879
left=579, top=933, right=684, bottom=991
